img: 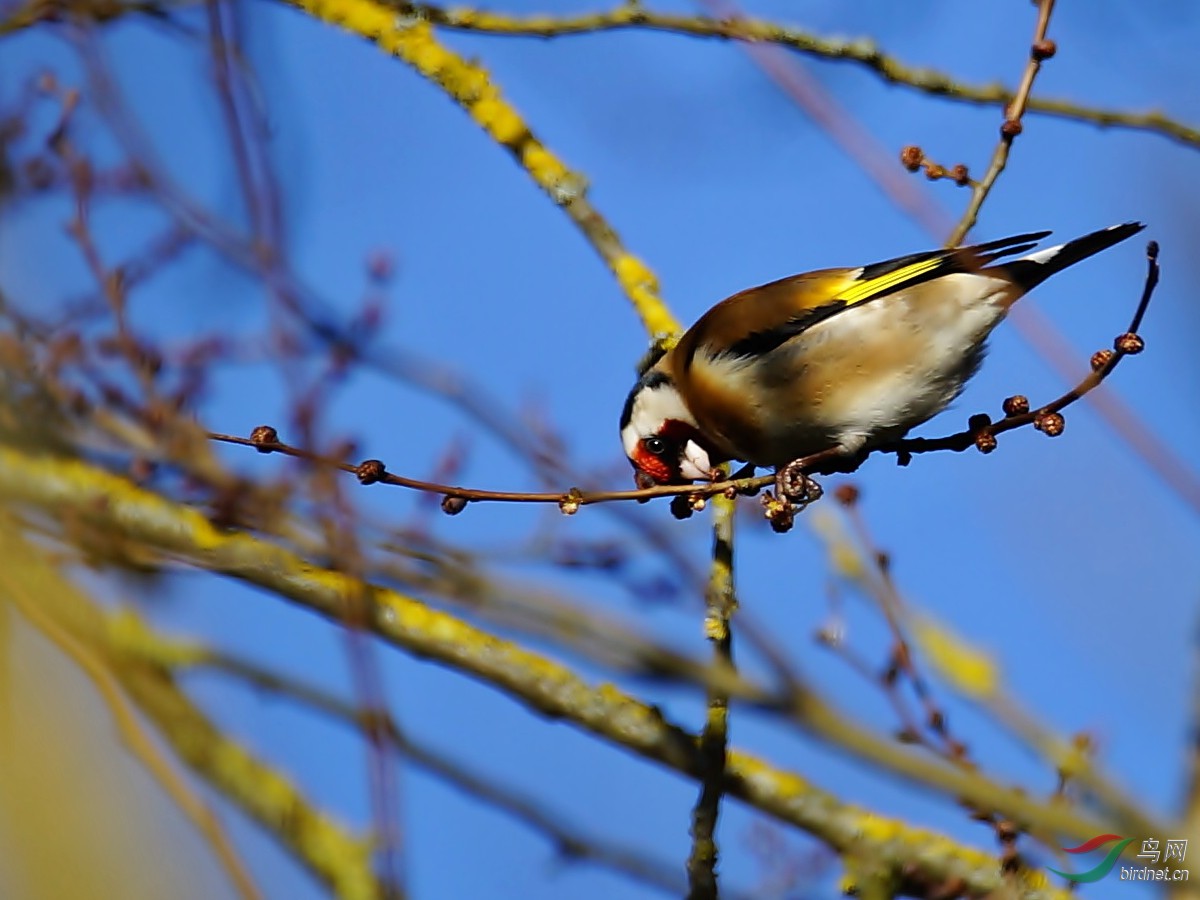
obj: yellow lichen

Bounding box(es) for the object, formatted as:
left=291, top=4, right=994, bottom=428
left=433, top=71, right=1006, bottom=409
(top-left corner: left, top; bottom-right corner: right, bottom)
left=613, top=253, right=678, bottom=336
left=521, top=144, right=570, bottom=190
left=911, top=614, right=998, bottom=700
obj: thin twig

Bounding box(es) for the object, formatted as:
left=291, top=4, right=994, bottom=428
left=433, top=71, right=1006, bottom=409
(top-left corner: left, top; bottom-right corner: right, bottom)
left=840, top=497, right=960, bottom=758
left=885, top=240, right=1159, bottom=459
left=946, top=0, right=1056, bottom=247
left=686, top=497, right=737, bottom=900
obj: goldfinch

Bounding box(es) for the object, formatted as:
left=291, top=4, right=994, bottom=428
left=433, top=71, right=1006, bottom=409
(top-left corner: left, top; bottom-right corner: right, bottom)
left=620, top=222, right=1144, bottom=487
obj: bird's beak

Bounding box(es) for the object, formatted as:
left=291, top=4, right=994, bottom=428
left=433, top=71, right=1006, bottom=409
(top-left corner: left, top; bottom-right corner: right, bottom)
left=678, top=440, right=715, bottom=481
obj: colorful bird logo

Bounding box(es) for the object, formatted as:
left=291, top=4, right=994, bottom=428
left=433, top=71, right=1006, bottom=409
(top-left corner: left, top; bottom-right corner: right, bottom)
left=1048, top=834, right=1135, bottom=883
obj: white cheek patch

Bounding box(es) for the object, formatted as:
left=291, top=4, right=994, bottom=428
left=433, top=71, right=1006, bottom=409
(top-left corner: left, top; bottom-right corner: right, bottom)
left=679, top=440, right=714, bottom=481
left=620, top=423, right=643, bottom=462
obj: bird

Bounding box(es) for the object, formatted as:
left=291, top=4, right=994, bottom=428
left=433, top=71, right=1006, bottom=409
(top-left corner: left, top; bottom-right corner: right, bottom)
left=620, top=222, right=1144, bottom=494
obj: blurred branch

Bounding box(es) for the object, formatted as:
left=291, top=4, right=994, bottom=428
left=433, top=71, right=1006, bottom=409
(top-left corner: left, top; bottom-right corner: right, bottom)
left=369, top=537, right=718, bottom=682
left=0, top=0, right=170, bottom=35
left=117, top=623, right=724, bottom=899
left=0, top=517, right=263, bottom=900
left=3, top=4, right=1189, bottom=897
left=813, top=494, right=1165, bottom=848
left=285, top=0, right=679, bottom=338
left=0, top=444, right=1151, bottom=880
left=686, top=496, right=737, bottom=900
left=0, top=524, right=388, bottom=900
left=843, top=855, right=895, bottom=900
left=115, top=649, right=391, bottom=900
left=1170, top=621, right=1200, bottom=900
left=981, top=694, right=1160, bottom=842
left=816, top=495, right=965, bottom=764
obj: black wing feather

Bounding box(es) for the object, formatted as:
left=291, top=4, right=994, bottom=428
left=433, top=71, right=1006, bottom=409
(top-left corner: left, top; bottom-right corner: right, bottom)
left=724, top=300, right=847, bottom=359
left=720, top=231, right=1054, bottom=361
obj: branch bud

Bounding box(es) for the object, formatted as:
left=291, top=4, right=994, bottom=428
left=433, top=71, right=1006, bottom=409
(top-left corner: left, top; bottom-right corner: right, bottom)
left=1000, top=119, right=1023, bottom=138
left=1114, top=332, right=1144, bottom=355
left=1002, top=395, right=1029, bottom=417
left=250, top=425, right=279, bottom=452
left=441, top=495, right=467, bottom=516
left=833, top=483, right=860, bottom=507
left=1034, top=411, right=1065, bottom=436
left=1090, top=349, right=1114, bottom=371
left=558, top=488, right=583, bottom=516
left=759, top=493, right=795, bottom=533
left=356, top=458, right=386, bottom=485
left=1031, top=39, right=1057, bottom=61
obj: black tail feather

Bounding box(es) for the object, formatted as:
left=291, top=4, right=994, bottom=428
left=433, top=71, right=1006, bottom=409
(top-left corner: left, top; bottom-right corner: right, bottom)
left=971, top=230, right=1053, bottom=254
left=1000, top=222, right=1145, bottom=291
left=976, top=242, right=1041, bottom=268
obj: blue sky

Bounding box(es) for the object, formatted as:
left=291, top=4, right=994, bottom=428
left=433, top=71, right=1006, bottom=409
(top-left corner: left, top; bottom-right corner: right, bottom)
left=3, top=1, right=1199, bottom=898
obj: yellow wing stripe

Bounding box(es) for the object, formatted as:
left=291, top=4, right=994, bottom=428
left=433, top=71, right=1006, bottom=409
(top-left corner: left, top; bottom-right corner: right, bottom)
left=834, top=257, right=943, bottom=306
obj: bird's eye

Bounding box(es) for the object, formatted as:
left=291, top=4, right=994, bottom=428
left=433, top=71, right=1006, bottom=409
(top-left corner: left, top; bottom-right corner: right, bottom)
left=642, top=436, right=667, bottom=456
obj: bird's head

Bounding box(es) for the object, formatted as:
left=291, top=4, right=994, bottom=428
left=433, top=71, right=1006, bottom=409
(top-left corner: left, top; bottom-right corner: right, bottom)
left=619, top=368, right=719, bottom=486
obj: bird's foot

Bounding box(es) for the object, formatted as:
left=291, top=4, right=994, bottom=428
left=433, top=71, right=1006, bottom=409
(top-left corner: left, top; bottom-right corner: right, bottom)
left=760, top=458, right=824, bottom=533
left=776, top=459, right=824, bottom=505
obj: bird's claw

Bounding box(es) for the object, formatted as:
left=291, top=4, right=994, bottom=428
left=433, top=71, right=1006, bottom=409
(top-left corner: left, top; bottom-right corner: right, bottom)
left=757, top=460, right=823, bottom=532
left=776, top=459, right=823, bottom=506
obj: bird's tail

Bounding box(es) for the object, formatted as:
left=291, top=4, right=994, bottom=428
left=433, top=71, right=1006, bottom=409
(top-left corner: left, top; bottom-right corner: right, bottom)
left=999, top=221, right=1145, bottom=292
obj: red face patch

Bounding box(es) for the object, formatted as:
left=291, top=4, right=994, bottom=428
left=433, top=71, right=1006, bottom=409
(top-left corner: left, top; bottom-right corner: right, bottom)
left=630, top=419, right=707, bottom=485
left=632, top=442, right=677, bottom=484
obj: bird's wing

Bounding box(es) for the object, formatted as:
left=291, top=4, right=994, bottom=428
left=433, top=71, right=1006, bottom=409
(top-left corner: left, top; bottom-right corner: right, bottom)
left=679, top=231, right=1051, bottom=366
